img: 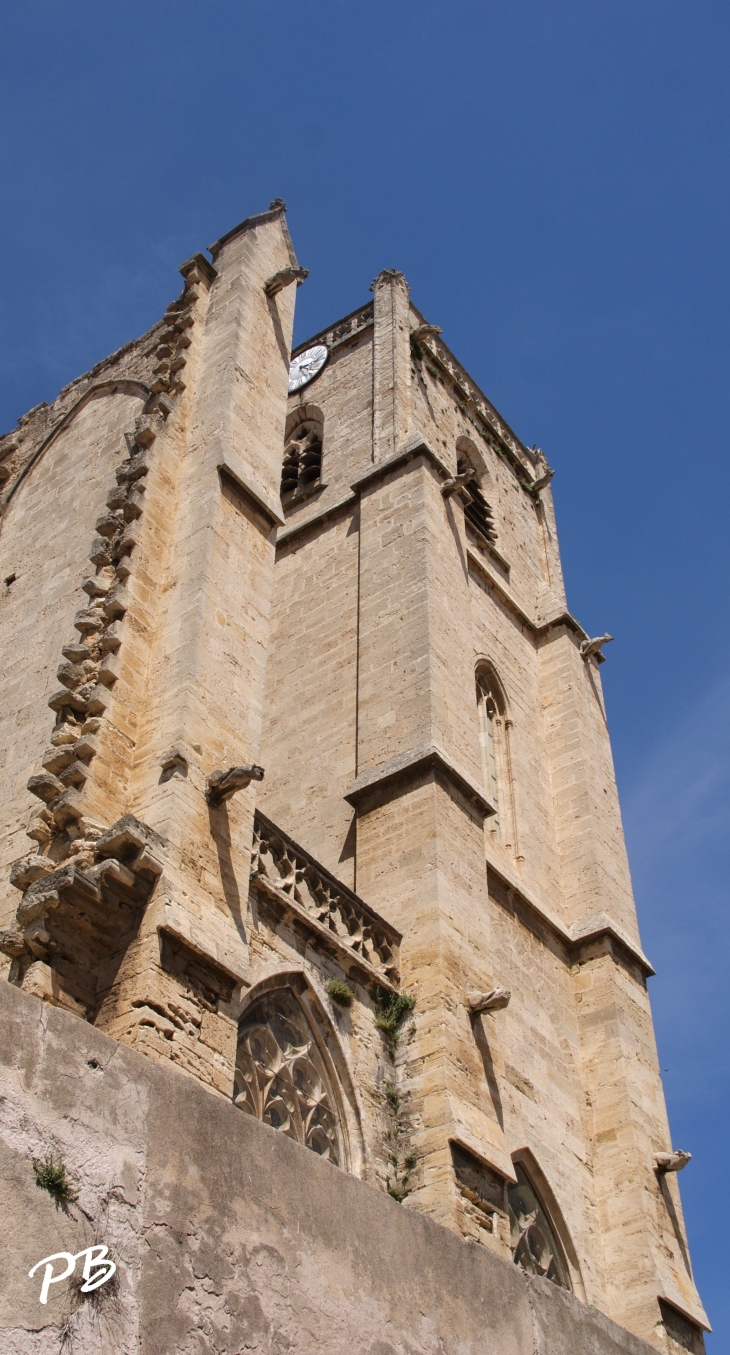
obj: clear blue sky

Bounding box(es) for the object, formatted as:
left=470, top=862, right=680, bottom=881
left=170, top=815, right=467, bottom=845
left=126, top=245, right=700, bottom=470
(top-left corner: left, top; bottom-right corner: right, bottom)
left=1, top=2, right=728, bottom=1344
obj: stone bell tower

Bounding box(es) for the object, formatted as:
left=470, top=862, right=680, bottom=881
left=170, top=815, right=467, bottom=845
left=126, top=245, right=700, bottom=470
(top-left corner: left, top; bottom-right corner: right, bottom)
left=0, top=206, right=708, bottom=1355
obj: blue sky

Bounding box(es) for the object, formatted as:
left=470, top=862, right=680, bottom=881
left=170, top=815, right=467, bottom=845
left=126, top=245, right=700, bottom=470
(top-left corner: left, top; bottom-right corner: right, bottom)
left=1, top=1, right=728, bottom=1344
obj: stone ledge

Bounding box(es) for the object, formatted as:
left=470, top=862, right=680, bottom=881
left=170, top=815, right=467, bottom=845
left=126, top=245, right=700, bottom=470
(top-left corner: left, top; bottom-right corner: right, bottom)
left=487, top=862, right=655, bottom=979
left=216, top=442, right=285, bottom=526
left=345, top=741, right=497, bottom=819
left=350, top=434, right=451, bottom=495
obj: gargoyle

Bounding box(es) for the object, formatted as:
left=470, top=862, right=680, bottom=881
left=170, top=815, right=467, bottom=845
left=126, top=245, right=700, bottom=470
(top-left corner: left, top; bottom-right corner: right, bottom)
left=531, top=466, right=555, bottom=494
left=580, top=634, right=614, bottom=660
left=654, top=1150, right=691, bottom=1174
left=442, top=467, right=477, bottom=498
left=468, top=986, right=511, bottom=1014
left=206, top=764, right=264, bottom=807
left=410, top=323, right=442, bottom=342
left=264, top=267, right=309, bottom=298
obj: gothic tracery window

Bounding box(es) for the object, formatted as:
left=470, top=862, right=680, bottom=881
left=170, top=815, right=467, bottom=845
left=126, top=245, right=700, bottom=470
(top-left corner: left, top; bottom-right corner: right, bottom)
left=508, top=1164, right=571, bottom=1289
left=281, top=408, right=323, bottom=502
left=476, top=665, right=507, bottom=841
left=233, top=987, right=343, bottom=1165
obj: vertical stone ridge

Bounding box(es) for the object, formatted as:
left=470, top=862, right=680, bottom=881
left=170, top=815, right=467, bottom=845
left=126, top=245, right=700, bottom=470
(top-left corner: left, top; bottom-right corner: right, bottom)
left=371, top=269, right=412, bottom=461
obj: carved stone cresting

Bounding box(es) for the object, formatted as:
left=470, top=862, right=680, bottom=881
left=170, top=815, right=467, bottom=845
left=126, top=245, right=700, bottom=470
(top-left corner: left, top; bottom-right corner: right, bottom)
left=234, top=987, right=342, bottom=1164
left=290, top=302, right=374, bottom=362
left=410, top=323, right=538, bottom=487
left=251, top=812, right=400, bottom=983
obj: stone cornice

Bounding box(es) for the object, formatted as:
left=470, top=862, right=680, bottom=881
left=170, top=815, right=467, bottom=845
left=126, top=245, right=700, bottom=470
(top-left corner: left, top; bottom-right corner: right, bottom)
left=350, top=436, right=452, bottom=496
left=486, top=859, right=655, bottom=979
left=345, top=741, right=497, bottom=819
left=276, top=490, right=358, bottom=550
left=467, top=547, right=590, bottom=647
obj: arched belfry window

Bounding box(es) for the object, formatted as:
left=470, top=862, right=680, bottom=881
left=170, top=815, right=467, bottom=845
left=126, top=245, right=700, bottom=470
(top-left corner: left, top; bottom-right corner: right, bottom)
left=233, top=984, right=344, bottom=1165
left=457, top=436, right=497, bottom=544
left=476, top=662, right=518, bottom=853
left=508, top=1163, right=571, bottom=1289
left=281, top=406, right=323, bottom=502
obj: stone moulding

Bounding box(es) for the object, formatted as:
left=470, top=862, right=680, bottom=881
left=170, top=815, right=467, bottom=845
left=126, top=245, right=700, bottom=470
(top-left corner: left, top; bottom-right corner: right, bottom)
left=250, top=811, right=401, bottom=985
left=209, top=200, right=299, bottom=268
left=344, top=741, right=497, bottom=820
left=486, top=864, right=655, bottom=980
left=216, top=443, right=285, bottom=526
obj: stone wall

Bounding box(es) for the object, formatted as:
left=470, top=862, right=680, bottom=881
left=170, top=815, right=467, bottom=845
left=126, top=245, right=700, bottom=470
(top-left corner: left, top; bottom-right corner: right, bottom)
left=0, top=980, right=659, bottom=1355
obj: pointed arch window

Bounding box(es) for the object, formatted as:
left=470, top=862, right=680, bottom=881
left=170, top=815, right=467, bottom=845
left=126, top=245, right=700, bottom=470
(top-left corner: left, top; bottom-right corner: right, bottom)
left=508, top=1164, right=571, bottom=1289
left=476, top=664, right=515, bottom=851
left=233, top=985, right=344, bottom=1165
left=281, top=406, right=323, bottom=502
left=456, top=437, right=497, bottom=544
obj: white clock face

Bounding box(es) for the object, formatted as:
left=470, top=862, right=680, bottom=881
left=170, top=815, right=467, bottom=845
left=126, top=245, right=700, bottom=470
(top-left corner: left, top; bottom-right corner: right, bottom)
left=288, top=344, right=328, bottom=393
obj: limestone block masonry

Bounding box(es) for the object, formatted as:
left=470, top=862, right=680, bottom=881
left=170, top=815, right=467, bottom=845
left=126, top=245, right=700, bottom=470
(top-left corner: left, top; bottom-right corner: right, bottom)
left=0, top=204, right=708, bottom=1355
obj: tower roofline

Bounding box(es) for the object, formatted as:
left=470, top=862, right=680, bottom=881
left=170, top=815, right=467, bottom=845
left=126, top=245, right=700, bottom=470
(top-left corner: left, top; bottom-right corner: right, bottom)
left=209, top=199, right=299, bottom=268
left=293, top=293, right=539, bottom=480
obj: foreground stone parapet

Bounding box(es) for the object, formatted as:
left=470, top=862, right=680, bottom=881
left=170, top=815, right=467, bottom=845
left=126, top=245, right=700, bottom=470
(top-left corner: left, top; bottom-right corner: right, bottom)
left=0, top=980, right=660, bottom=1355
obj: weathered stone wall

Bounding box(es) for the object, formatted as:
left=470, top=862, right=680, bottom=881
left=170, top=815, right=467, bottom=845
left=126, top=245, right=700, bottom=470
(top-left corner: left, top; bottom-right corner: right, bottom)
left=0, top=387, right=147, bottom=933
left=0, top=980, right=661, bottom=1355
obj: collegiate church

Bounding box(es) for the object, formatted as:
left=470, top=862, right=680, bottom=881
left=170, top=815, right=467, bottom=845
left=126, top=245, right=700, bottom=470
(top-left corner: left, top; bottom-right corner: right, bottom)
left=0, top=202, right=708, bottom=1354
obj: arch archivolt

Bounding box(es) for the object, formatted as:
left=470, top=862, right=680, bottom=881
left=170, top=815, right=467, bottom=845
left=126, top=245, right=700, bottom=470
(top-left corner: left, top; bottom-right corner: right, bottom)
left=2, top=380, right=150, bottom=514
left=456, top=433, right=490, bottom=487
left=509, top=1147, right=585, bottom=1298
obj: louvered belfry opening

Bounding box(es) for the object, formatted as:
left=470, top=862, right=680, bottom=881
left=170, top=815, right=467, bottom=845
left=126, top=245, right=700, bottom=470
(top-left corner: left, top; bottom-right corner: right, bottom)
left=281, top=410, right=323, bottom=501
left=458, top=456, right=497, bottom=543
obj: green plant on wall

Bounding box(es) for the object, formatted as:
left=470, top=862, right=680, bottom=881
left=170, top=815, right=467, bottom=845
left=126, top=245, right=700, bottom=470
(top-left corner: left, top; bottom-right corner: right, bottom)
left=382, top=1082, right=417, bottom=1203
left=326, top=978, right=354, bottom=1007
left=370, top=986, right=415, bottom=1046
left=32, top=1155, right=78, bottom=1203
